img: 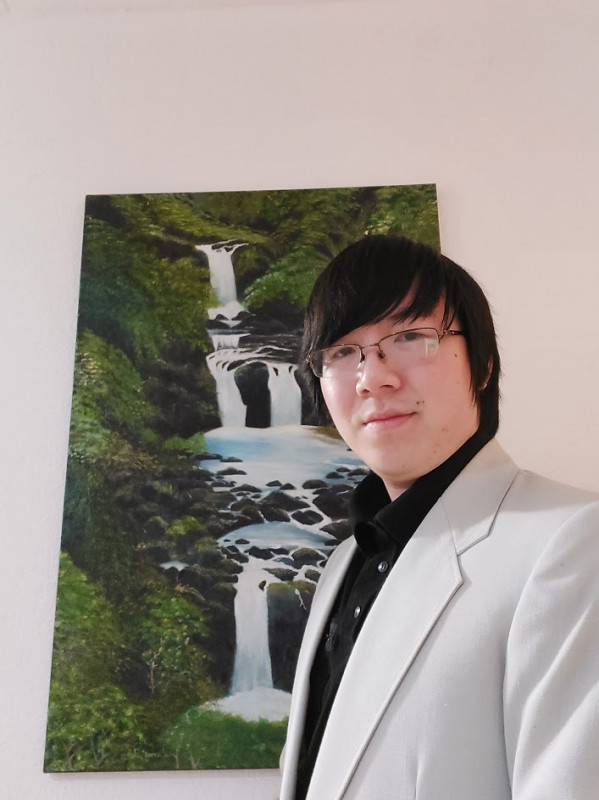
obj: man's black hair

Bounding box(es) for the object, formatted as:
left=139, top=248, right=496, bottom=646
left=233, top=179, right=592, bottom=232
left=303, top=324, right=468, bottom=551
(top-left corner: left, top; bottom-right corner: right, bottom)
left=299, top=234, right=500, bottom=437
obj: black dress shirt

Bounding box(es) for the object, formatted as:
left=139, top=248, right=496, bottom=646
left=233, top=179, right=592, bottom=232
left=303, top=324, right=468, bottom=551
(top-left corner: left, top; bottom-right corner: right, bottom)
left=294, top=429, right=491, bottom=800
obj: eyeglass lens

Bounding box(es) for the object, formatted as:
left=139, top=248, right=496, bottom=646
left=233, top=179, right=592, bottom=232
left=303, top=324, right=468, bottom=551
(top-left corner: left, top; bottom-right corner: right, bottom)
left=312, top=328, right=441, bottom=378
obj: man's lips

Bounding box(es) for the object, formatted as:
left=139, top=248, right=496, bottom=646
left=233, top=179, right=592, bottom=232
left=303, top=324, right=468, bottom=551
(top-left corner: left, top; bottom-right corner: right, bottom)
left=361, top=410, right=415, bottom=427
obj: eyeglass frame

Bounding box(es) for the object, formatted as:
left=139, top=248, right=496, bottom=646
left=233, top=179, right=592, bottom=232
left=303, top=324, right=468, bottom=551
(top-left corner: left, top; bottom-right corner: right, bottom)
left=307, top=327, right=465, bottom=379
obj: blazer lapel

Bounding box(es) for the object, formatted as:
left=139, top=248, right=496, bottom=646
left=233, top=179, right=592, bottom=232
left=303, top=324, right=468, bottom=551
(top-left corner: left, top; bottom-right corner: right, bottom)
left=279, top=537, right=358, bottom=800
left=306, top=439, right=519, bottom=800
left=307, top=504, right=461, bottom=799
left=442, top=438, right=518, bottom=555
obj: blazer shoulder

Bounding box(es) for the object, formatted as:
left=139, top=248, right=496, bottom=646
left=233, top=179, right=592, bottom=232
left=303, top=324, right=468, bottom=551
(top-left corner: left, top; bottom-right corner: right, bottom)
left=505, top=466, right=599, bottom=516
left=442, top=439, right=598, bottom=555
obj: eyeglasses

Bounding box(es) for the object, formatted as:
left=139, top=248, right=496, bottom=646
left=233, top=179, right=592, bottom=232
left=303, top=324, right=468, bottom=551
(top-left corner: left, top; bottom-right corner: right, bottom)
left=308, top=328, right=464, bottom=379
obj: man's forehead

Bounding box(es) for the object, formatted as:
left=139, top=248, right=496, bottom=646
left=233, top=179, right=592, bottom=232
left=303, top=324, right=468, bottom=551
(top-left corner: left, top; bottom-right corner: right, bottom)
left=385, top=297, right=452, bottom=326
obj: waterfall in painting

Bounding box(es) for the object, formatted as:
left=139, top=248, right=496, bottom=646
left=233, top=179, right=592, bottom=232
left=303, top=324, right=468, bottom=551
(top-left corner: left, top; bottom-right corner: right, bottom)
left=199, top=241, right=302, bottom=429
left=230, top=560, right=274, bottom=694
left=195, top=241, right=363, bottom=722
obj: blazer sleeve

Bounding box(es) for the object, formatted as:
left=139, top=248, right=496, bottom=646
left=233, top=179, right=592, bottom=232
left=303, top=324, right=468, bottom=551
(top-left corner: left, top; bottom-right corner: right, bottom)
left=503, top=500, right=599, bottom=798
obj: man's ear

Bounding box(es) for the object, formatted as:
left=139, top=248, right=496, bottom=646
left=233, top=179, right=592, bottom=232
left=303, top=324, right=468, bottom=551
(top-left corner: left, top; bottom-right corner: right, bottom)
left=480, top=358, right=493, bottom=391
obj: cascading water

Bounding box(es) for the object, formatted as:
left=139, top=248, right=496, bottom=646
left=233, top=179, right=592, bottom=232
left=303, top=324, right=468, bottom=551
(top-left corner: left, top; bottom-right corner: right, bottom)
left=267, top=363, right=303, bottom=427
left=200, top=241, right=302, bottom=428
left=196, top=243, right=364, bottom=723
left=196, top=240, right=245, bottom=312
left=211, top=333, right=241, bottom=351
left=205, top=352, right=248, bottom=428
left=230, top=560, right=274, bottom=693
left=198, top=240, right=309, bottom=721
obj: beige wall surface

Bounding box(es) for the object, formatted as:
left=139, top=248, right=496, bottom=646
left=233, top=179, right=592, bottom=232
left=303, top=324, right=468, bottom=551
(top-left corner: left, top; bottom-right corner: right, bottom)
left=1, top=1, right=598, bottom=798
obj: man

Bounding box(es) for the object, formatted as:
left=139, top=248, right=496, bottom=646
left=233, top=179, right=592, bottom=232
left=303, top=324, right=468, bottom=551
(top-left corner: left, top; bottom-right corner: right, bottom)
left=279, top=234, right=599, bottom=799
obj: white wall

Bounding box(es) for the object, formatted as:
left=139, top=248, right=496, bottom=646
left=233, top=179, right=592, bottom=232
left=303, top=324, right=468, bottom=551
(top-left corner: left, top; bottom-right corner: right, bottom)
left=1, top=1, right=598, bottom=798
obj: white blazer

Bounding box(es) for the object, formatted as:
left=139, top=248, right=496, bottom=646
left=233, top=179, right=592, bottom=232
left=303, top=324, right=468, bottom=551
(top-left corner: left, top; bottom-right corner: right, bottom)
left=280, top=439, right=599, bottom=799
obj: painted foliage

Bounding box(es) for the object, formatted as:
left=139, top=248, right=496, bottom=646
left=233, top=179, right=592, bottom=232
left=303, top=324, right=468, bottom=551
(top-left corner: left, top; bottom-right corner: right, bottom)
left=45, top=185, right=440, bottom=772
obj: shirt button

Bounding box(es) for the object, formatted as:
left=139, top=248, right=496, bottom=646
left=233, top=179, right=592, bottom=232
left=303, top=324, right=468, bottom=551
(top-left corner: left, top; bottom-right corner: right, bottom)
left=353, top=606, right=361, bottom=619
left=378, top=560, right=389, bottom=574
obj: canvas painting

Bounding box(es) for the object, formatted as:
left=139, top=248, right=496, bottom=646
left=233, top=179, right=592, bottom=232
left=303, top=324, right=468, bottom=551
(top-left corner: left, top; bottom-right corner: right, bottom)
left=45, top=185, right=440, bottom=772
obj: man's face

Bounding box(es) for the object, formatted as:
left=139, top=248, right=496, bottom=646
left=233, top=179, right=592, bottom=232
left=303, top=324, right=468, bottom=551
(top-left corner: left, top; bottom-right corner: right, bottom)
left=319, top=304, right=479, bottom=500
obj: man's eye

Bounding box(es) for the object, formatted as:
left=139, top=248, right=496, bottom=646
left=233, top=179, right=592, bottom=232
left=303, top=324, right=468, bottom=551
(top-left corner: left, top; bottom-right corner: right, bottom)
left=329, top=346, right=356, bottom=361
left=395, top=331, right=425, bottom=344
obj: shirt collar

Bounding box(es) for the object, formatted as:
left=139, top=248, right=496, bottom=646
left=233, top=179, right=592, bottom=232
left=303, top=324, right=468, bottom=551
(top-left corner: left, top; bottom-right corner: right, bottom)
left=350, top=428, right=492, bottom=556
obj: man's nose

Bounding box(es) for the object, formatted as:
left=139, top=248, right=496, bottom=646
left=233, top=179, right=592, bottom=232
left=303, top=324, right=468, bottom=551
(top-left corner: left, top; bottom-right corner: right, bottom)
left=355, top=346, right=401, bottom=393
